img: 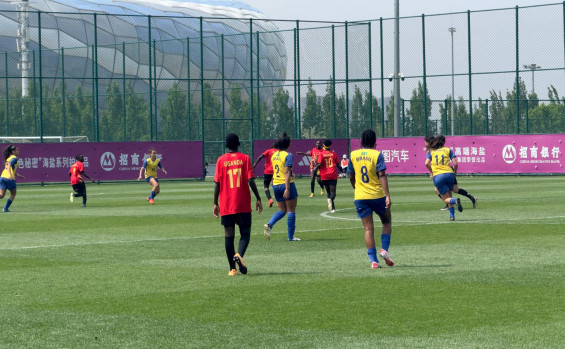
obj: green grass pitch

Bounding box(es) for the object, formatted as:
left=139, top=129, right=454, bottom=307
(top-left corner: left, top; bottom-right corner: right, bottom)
left=1, top=176, right=564, bottom=348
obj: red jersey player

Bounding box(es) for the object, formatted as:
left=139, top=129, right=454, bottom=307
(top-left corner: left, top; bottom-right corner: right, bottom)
left=214, top=133, right=263, bottom=276
left=314, top=139, right=339, bottom=212
left=252, top=144, right=277, bottom=207
left=69, top=154, right=95, bottom=207
left=297, top=140, right=325, bottom=197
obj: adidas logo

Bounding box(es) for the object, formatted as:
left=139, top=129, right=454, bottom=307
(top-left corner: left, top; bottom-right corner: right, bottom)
left=298, top=155, right=312, bottom=166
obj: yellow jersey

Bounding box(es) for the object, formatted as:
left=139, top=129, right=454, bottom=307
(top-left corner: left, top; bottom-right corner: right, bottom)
left=1, top=155, right=18, bottom=179
left=349, top=148, right=386, bottom=200
left=427, top=147, right=455, bottom=176
left=143, top=157, right=161, bottom=178
left=271, top=150, right=294, bottom=186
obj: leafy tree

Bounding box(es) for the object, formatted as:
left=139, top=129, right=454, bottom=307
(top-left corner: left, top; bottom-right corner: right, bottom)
left=320, top=79, right=336, bottom=138
left=548, top=85, right=561, bottom=104
left=405, top=81, right=432, bottom=136
left=350, top=85, right=364, bottom=138
left=385, top=92, right=395, bottom=137
left=100, top=81, right=123, bottom=141
left=125, top=83, right=150, bottom=141
left=335, top=92, right=347, bottom=138
left=302, top=80, right=321, bottom=138
left=160, top=82, right=188, bottom=141
left=267, top=88, right=294, bottom=139
left=364, top=90, right=383, bottom=137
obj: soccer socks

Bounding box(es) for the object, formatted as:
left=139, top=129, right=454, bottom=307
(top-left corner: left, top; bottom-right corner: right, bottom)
left=310, top=177, right=315, bottom=193
left=264, top=188, right=272, bottom=200
left=149, top=191, right=157, bottom=199
left=287, top=212, right=296, bottom=240
left=367, top=247, right=378, bottom=263
left=238, top=228, right=251, bottom=257
left=268, top=210, right=286, bottom=228
left=457, top=188, right=474, bottom=201
left=381, top=234, right=391, bottom=251
left=449, top=207, right=455, bottom=218
left=449, top=198, right=457, bottom=205
left=4, top=199, right=13, bottom=211
left=225, top=236, right=236, bottom=270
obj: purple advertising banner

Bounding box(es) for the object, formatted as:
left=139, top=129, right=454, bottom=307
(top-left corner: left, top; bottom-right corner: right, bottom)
left=5, top=141, right=203, bottom=182
left=350, top=134, right=565, bottom=174
left=253, top=139, right=349, bottom=176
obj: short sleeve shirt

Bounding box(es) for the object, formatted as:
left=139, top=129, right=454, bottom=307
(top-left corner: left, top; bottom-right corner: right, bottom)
left=271, top=151, right=294, bottom=186
left=214, top=152, right=255, bottom=216
left=261, top=148, right=277, bottom=175
left=70, top=161, right=84, bottom=185
left=426, top=147, right=455, bottom=176
left=348, top=148, right=387, bottom=200
left=317, top=150, right=339, bottom=180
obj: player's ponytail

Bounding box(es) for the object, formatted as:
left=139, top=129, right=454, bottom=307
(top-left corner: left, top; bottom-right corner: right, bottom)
left=3, top=145, right=15, bottom=160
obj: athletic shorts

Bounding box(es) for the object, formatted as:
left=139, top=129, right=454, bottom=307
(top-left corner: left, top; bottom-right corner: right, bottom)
left=354, top=197, right=387, bottom=219
left=263, top=174, right=273, bottom=187
left=433, top=173, right=455, bottom=195
left=0, top=177, right=16, bottom=191
left=322, top=179, right=337, bottom=188
left=145, top=176, right=158, bottom=183
left=273, top=182, right=298, bottom=202
left=72, top=182, right=87, bottom=195
left=221, top=212, right=252, bottom=228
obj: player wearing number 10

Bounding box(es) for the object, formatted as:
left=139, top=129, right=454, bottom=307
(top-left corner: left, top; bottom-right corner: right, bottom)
left=348, top=129, right=394, bottom=269
left=214, top=133, right=263, bottom=276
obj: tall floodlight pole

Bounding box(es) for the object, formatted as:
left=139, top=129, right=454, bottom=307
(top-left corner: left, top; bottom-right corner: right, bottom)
left=523, top=63, right=541, bottom=93
left=393, top=0, right=401, bottom=136
left=17, top=0, right=30, bottom=97
left=448, top=27, right=456, bottom=135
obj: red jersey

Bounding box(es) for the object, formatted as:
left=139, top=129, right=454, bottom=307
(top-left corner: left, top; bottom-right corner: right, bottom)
left=317, top=150, right=339, bottom=180
left=309, top=147, right=323, bottom=169
left=214, top=152, right=255, bottom=216
left=262, top=148, right=277, bottom=175
left=69, top=161, right=84, bottom=185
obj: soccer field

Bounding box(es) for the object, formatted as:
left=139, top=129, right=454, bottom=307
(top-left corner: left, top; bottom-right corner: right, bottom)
left=1, top=176, right=564, bottom=348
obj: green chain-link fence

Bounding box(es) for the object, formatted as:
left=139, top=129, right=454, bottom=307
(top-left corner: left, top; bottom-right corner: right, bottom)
left=0, top=3, right=565, bottom=162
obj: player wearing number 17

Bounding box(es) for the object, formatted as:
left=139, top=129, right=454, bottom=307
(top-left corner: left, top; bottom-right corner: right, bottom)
left=214, top=133, right=263, bottom=276
left=348, top=129, right=394, bottom=269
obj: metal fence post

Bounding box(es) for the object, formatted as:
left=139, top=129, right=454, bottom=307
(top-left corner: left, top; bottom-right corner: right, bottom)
left=186, top=37, right=191, bottom=140
left=468, top=10, right=473, bottom=134
left=332, top=25, right=336, bottom=138
left=293, top=28, right=297, bottom=138
left=61, top=47, right=66, bottom=137
left=148, top=15, right=153, bottom=141
left=368, top=22, right=373, bottom=130
left=5, top=52, right=9, bottom=136
left=38, top=11, right=43, bottom=142
left=515, top=6, right=520, bottom=134
left=444, top=99, right=448, bottom=135
left=485, top=99, right=489, bottom=134
left=422, top=14, right=428, bottom=137
left=32, top=50, right=37, bottom=135
left=401, top=98, right=405, bottom=136
left=249, top=19, right=254, bottom=146
left=296, top=20, right=301, bottom=138
left=122, top=42, right=126, bottom=140
left=153, top=39, right=158, bottom=140
left=199, top=17, right=204, bottom=143
left=256, top=31, right=260, bottom=140
left=221, top=34, right=225, bottom=142
left=345, top=21, right=349, bottom=138
left=380, top=17, right=385, bottom=137
left=94, top=13, right=99, bottom=142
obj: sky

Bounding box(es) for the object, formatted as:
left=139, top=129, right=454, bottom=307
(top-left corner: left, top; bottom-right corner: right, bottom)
left=242, top=0, right=555, bottom=21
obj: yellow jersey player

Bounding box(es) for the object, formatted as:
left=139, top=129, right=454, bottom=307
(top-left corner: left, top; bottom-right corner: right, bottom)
left=138, top=147, right=167, bottom=204
left=348, top=129, right=394, bottom=269
left=263, top=132, right=300, bottom=241
left=425, top=135, right=463, bottom=220
left=1, top=145, right=25, bottom=212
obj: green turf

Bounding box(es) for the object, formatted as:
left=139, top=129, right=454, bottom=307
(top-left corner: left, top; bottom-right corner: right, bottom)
left=1, top=176, right=564, bottom=348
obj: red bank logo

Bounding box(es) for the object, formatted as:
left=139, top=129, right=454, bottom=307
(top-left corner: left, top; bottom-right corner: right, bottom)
left=502, top=145, right=517, bottom=164
left=100, top=152, right=116, bottom=171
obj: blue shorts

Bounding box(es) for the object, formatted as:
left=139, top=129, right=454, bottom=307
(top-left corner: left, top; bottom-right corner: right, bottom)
left=433, top=173, right=455, bottom=195
left=146, top=176, right=158, bottom=183
left=273, top=182, right=298, bottom=202
left=354, top=197, right=387, bottom=219
left=0, top=177, right=16, bottom=191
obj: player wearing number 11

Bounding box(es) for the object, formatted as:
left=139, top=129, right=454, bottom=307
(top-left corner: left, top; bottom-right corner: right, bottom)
left=348, top=129, right=394, bottom=269
left=214, top=133, right=263, bottom=276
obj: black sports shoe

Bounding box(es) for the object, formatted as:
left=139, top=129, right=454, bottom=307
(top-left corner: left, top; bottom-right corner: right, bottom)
left=233, top=253, right=247, bottom=274
left=471, top=196, right=478, bottom=209
left=456, top=198, right=463, bottom=212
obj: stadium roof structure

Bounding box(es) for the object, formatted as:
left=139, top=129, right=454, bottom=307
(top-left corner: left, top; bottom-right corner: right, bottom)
left=0, top=0, right=287, bottom=94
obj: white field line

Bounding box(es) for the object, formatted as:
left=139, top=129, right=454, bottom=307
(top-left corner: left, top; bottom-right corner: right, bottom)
left=3, top=212, right=564, bottom=251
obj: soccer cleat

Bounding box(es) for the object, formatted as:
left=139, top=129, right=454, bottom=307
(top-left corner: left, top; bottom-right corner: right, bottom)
left=371, top=262, right=381, bottom=269
left=2, top=208, right=9, bottom=213
left=288, top=236, right=301, bottom=241
left=263, top=223, right=271, bottom=240
left=309, top=193, right=315, bottom=198
left=440, top=205, right=449, bottom=211
left=82, top=204, right=86, bottom=208
left=320, top=188, right=324, bottom=195
left=471, top=196, right=478, bottom=209
left=149, top=199, right=155, bottom=205
left=456, top=198, right=463, bottom=212
left=327, top=198, right=333, bottom=211
left=449, top=216, right=455, bottom=221
left=70, top=193, right=74, bottom=203
left=330, top=209, right=336, bottom=213
left=233, top=253, right=247, bottom=274
left=228, top=269, right=238, bottom=276
left=379, top=249, right=395, bottom=267
left=268, top=198, right=274, bottom=207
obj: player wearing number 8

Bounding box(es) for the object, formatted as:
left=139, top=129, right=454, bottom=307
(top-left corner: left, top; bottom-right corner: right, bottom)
left=348, top=129, right=394, bottom=269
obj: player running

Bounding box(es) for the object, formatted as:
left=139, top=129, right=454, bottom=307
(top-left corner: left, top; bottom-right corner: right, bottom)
left=69, top=154, right=95, bottom=207
left=1, top=145, right=24, bottom=212
left=252, top=144, right=277, bottom=208
left=313, top=139, right=339, bottom=213
left=138, top=147, right=167, bottom=204
left=297, top=140, right=324, bottom=197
